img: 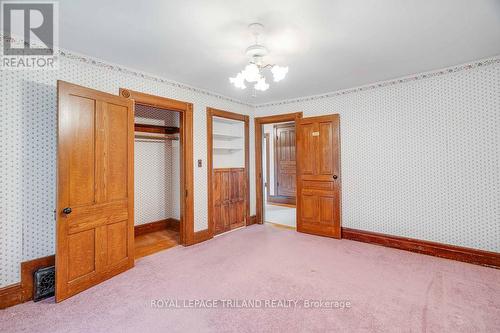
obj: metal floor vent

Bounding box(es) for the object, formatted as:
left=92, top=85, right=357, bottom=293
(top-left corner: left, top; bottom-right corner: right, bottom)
left=33, top=266, right=55, bottom=302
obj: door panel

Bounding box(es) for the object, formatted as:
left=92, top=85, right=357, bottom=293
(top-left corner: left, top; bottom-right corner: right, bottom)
left=300, top=193, right=318, bottom=221
left=67, top=230, right=95, bottom=281
left=105, top=103, right=129, bottom=201
left=298, top=123, right=315, bottom=175
left=319, top=196, right=334, bottom=224
left=107, top=220, right=128, bottom=263
left=318, top=121, right=334, bottom=175
left=67, top=95, right=95, bottom=206
left=213, top=171, right=223, bottom=234
left=221, top=203, right=230, bottom=231
left=57, top=81, right=134, bottom=302
left=274, top=123, right=296, bottom=200
left=231, top=169, right=245, bottom=229
left=296, top=115, right=341, bottom=238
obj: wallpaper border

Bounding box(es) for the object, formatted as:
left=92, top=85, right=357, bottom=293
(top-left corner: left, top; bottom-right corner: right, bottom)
left=0, top=32, right=253, bottom=108
left=255, top=55, right=500, bottom=108
left=1, top=32, right=499, bottom=109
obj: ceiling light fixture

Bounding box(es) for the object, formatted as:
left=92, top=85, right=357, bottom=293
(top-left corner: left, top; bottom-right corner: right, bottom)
left=229, top=23, right=289, bottom=94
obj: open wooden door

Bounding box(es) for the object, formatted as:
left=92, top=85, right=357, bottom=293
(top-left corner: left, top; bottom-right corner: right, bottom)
left=56, top=81, right=135, bottom=301
left=296, top=114, right=341, bottom=238
left=274, top=123, right=296, bottom=202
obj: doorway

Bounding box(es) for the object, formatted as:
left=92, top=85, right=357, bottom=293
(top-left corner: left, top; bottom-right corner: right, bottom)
left=262, top=121, right=296, bottom=228
left=119, top=88, right=195, bottom=248
left=255, top=112, right=342, bottom=238
left=255, top=113, right=302, bottom=228
left=206, top=107, right=250, bottom=237
left=266, top=122, right=297, bottom=205
left=132, top=104, right=181, bottom=259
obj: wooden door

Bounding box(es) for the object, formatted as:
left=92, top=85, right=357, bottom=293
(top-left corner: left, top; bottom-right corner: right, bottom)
left=56, top=81, right=134, bottom=301
left=274, top=123, right=296, bottom=200
left=296, top=115, right=341, bottom=238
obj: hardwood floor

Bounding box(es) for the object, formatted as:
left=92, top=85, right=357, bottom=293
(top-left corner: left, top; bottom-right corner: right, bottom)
left=134, top=229, right=180, bottom=259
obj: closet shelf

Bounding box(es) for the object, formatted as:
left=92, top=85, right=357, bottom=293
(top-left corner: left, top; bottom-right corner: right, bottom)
left=213, top=133, right=242, bottom=140
left=135, top=123, right=179, bottom=134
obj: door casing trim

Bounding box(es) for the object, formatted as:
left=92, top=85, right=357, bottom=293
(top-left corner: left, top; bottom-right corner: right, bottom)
left=206, top=107, right=250, bottom=237
left=119, top=88, right=194, bottom=245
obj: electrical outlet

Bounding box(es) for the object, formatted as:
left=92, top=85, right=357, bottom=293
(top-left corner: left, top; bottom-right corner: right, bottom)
left=198, top=159, right=202, bottom=167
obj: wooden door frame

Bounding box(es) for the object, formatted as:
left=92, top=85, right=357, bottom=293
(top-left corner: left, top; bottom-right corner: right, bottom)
left=264, top=133, right=271, bottom=202
left=119, top=88, right=194, bottom=246
left=254, top=112, right=303, bottom=224
left=207, top=107, right=250, bottom=237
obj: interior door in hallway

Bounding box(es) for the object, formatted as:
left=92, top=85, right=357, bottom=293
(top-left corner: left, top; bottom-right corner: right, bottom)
left=296, top=114, right=341, bottom=238
left=274, top=123, right=296, bottom=202
left=56, top=81, right=135, bottom=301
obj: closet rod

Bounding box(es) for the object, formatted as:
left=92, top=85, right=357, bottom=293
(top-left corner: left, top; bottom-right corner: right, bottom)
left=134, top=123, right=180, bottom=134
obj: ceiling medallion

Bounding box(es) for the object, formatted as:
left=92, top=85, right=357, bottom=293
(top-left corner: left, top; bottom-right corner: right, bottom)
left=229, top=23, right=289, bottom=95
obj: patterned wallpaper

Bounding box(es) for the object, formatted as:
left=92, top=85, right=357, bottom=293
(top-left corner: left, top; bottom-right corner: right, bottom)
left=134, top=104, right=180, bottom=225
left=0, top=52, right=255, bottom=287
left=256, top=58, right=500, bottom=253
left=0, top=44, right=499, bottom=288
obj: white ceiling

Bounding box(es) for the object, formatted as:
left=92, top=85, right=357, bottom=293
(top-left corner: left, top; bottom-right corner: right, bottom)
left=60, top=0, right=500, bottom=104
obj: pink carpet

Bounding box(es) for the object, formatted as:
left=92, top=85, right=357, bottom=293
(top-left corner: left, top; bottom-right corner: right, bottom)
left=1, top=224, right=500, bottom=332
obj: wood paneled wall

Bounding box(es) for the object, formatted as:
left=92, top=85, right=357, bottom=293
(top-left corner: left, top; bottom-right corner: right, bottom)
left=213, top=168, right=246, bottom=234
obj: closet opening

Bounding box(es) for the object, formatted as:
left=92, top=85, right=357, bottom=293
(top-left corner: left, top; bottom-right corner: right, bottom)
left=119, top=88, right=195, bottom=255
left=133, top=104, right=181, bottom=258
left=207, top=108, right=250, bottom=237
left=255, top=113, right=303, bottom=228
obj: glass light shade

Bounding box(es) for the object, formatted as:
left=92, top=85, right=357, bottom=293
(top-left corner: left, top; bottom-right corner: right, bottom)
left=254, top=77, right=269, bottom=91
left=242, top=63, right=260, bottom=82
left=229, top=72, right=246, bottom=89
left=271, top=65, right=289, bottom=82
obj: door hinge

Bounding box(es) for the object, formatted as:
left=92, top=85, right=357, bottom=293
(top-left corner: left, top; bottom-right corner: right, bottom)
left=185, top=189, right=188, bottom=197
left=277, top=182, right=279, bottom=187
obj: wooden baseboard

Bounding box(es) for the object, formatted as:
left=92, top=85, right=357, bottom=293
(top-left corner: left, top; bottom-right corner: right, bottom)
left=134, top=218, right=180, bottom=236
left=191, top=229, right=212, bottom=245
left=0, top=255, right=55, bottom=309
left=0, top=283, right=23, bottom=309
left=342, top=227, right=500, bottom=269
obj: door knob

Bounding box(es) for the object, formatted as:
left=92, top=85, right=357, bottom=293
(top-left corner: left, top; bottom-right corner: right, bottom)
left=62, top=207, right=72, bottom=214
left=333, top=175, right=338, bottom=179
